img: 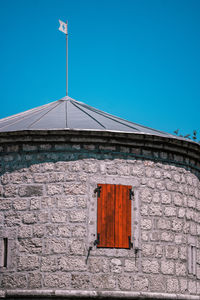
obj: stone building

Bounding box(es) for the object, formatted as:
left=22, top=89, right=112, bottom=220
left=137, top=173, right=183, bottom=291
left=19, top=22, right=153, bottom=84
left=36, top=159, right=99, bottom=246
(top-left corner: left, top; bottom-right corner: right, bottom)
left=0, top=96, right=200, bottom=299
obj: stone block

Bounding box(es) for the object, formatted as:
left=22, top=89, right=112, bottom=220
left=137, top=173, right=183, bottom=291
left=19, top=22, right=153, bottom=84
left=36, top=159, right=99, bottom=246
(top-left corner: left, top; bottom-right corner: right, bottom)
left=70, top=210, right=86, bottom=223
left=71, top=273, right=90, bottom=289
left=47, top=184, right=63, bottom=195
left=30, top=198, right=41, bottom=210
left=28, top=272, right=42, bottom=288
left=13, top=198, right=28, bottom=210
left=179, top=246, right=187, bottom=261
left=157, top=218, right=171, bottom=230
left=18, top=238, right=42, bottom=253
left=161, top=261, right=174, bottom=275
left=149, top=204, right=162, bottom=216
left=33, top=225, right=45, bottom=237
left=176, top=262, right=187, bottom=276
left=141, top=219, right=152, bottom=230
left=140, top=188, right=152, bottom=203
left=118, top=274, right=132, bottom=290
left=2, top=274, right=27, bottom=288
left=19, top=185, right=43, bottom=197
left=38, top=211, right=49, bottom=223
left=3, top=185, right=17, bottom=198
left=0, top=199, right=12, bottom=210
left=5, top=212, right=21, bottom=226
left=155, top=245, right=163, bottom=258
left=124, top=259, right=138, bottom=272
left=142, top=244, right=154, bottom=257
left=34, top=173, right=49, bottom=183
left=167, top=278, right=179, bottom=293
left=41, top=256, right=58, bottom=271
left=161, top=232, right=174, bottom=242
left=133, top=276, right=148, bottom=291
left=110, top=258, right=122, bottom=273
left=41, top=196, right=56, bottom=208
left=44, top=273, right=71, bottom=288
left=72, top=225, right=86, bottom=237
left=173, top=193, right=183, bottom=206
left=44, top=238, right=67, bottom=254
left=89, top=257, right=109, bottom=273
left=23, top=212, right=37, bottom=224
left=172, top=219, right=183, bottom=232
left=17, top=255, right=39, bottom=271
left=23, top=144, right=37, bottom=151
left=142, top=260, right=159, bottom=274
left=164, top=206, right=176, bottom=217
left=77, top=196, right=87, bottom=208
left=69, top=239, right=86, bottom=255
left=165, top=245, right=178, bottom=259
left=152, top=192, right=160, bottom=203
left=57, top=225, right=71, bottom=237
left=188, top=280, right=197, bottom=294
left=161, top=192, right=171, bottom=204
left=51, top=211, right=67, bottom=223
left=91, top=274, right=116, bottom=289
left=57, top=196, right=76, bottom=208
left=59, top=256, right=87, bottom=271
left=179, top=278, right=188, bottom=293
left=149, top=275, right=165, bottom=292
left=18, top=225, right=32, bottom=238
left=64, top=183, right=86, bottom=195
left=178, top=208, right=185, bottom=218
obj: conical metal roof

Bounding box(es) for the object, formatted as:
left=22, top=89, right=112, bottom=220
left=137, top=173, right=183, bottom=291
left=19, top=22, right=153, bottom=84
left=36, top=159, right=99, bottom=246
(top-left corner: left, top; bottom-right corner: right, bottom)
left=0, top=96, right=175, bottom=138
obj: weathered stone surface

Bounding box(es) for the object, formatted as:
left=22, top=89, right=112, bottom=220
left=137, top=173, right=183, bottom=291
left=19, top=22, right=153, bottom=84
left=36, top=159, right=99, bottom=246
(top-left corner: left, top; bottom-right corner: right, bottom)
left=2, top=274, right=27, bottom=288
left=41, top=256, right=58, bottom=271
left=142, top=260, right=159, bottom=274
left=71, top=273, right=90, bottom=289
left=89, top=257, right=109, bottom=273
left=91, top=274, right=116, bottom=289
left=19, top=185, right=43, bottom=197
left=17, top=255, right=39, bottom=271
left=167, top=278, right=179, bottom=293
left=133, top=276, right=148, bottom=291
left=59, top=256, right=87, bottom=271
left=28, top=272, right=42, bottom=288
left=118, top=274, right=132, bottom=290
left=44, top=273, right=71, bottom=288
left=165, top=245, right=179, bottom=259
left=110, top=258, right=122, bottom=273
left=0, top=140, right=199, bottom=296
left=69, top=210, right=86, bottom=222
left=161, top=261, right=174, bottom=275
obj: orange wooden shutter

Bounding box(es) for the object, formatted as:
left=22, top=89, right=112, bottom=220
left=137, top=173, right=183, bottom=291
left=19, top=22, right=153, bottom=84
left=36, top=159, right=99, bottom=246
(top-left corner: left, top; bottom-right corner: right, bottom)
left=115, top=185, right=131, bottom=248
left=97, top=184, right=132, bottom=248
left=97, top=184, right=115, bottom=247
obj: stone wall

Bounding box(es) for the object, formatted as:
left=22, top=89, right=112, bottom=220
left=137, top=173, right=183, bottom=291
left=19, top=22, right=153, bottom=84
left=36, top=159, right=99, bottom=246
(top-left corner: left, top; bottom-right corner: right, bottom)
left=0, top=131, right=200, bottom=299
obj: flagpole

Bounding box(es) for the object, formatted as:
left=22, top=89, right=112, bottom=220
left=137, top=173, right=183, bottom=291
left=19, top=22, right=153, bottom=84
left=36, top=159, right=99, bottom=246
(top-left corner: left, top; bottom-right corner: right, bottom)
left=66, top=21, right=68, bottom=96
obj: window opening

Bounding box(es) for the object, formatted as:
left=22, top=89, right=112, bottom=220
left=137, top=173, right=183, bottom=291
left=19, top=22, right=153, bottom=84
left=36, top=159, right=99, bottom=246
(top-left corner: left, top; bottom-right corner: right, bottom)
left=3, top=238, right=8, bottom=268
left=96, top=184, right=132, bottom=249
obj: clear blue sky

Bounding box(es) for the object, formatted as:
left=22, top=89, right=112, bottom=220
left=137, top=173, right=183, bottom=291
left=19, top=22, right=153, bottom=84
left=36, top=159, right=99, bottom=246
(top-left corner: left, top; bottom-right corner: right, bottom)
left=0, top=0, right=199, bottom=137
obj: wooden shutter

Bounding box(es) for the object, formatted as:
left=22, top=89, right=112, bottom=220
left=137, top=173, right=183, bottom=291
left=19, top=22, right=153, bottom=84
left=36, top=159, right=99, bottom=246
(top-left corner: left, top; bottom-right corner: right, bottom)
left=97, top=184, right=131, bottom=248
left=97, top=184, right=115, bottom=247
left=115, top=185, right=131, bottom=248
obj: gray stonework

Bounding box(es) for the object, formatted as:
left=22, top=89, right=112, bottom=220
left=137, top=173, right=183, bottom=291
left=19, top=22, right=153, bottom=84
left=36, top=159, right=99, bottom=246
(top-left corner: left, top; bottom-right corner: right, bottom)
left=0, top=130, right=200, bottom=299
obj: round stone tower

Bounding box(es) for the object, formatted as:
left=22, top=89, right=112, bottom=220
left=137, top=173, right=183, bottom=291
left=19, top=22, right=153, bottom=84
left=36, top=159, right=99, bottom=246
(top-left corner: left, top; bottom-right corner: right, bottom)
left=0, top=96, right=199, bottom=300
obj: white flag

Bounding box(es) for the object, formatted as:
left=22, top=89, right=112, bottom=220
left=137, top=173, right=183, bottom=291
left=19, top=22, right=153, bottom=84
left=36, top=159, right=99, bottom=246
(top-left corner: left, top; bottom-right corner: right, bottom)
left=59, top=20, right=67, bottom=34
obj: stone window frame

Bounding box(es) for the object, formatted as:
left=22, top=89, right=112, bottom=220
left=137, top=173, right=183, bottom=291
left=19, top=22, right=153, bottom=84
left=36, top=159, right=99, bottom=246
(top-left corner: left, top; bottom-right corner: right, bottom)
left=88, top=176, right=140, bottom=252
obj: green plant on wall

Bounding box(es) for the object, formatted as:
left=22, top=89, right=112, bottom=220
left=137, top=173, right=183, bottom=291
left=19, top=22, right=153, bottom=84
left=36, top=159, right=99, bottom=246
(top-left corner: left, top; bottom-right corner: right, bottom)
left=174, top=130, right=200, bottom=143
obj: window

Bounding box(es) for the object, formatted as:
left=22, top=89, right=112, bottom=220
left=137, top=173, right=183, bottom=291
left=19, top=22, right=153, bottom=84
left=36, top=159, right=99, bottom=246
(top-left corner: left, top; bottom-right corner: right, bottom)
left=188, top=244, right=196, bottom=275
left=0, top=238, right=8, bottom=268
left=96, top=184, right=133, bottom=249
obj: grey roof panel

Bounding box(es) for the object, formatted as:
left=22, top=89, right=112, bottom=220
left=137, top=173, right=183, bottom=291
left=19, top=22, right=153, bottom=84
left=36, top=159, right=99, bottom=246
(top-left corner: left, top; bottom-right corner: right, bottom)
left=0, top=96, right=176, bottom=139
